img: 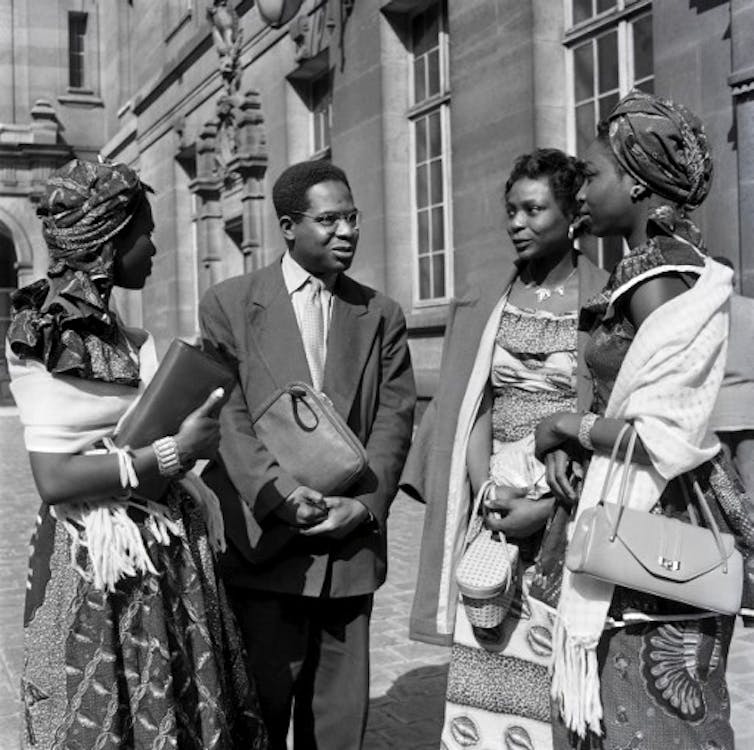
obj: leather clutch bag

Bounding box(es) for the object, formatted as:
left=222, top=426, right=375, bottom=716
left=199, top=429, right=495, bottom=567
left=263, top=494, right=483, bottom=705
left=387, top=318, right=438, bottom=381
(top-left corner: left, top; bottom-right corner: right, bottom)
left=116, top=338, right=236, bottom=449
left=251, top=382, right=368, bottom=495
left=566, top=425, right=743, bottom=615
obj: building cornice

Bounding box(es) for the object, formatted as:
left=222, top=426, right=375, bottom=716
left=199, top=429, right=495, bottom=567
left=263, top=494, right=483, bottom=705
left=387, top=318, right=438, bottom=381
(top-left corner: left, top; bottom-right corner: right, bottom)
left=728, top=65, right=754, bottom=98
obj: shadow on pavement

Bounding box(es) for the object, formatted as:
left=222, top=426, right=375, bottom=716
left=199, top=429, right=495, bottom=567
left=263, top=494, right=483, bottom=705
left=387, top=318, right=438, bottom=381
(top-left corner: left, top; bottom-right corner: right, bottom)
left=365, top=664, right=448, bottom=750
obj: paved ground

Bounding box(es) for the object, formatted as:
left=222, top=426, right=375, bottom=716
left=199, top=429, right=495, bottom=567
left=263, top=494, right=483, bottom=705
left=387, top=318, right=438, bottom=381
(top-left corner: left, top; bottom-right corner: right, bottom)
left=1, top=409, right=753, bottom=749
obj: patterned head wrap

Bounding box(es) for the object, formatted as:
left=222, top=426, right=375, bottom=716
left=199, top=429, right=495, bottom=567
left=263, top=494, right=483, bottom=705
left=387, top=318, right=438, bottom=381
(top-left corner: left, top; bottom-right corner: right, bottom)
left=38, top=158, right=147, bottom=279
left=8, top=159, right=149, bottom=386
left=607, top=89, right=713, bottom=209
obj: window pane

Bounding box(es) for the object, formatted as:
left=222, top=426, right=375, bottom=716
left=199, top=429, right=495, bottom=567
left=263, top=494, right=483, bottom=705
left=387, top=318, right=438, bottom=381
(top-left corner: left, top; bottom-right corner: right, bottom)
left=419, top=256, right=431, bottom=299
left=417, top=210, right=429, bottom=253
left=596, top=0, right=615, bottom=13
left=432, top=254, right=446, bottom=298
left=414, top=56, right=426, bottom=103
left=576, top=101, right=595, bottom=156
left=578, top=235, right=599, bottom=265
left=572, top=0, right=592, bottom=24
left=430, top=159, right=443, bottom=205
left=415, top=118, right=427, bottom=163
left=598, top=92, right=619, bottom=120
left=416, top=163, right=428, bottom=208
left=68, top=13, right=87, bottom=89
left=574, top=42, right=594, bottom=103
left=632, top=15, right=653, bottom=82
left=427, top=49, right=440, bottom=97
left=431, top=206, right=444, bottom=251
left=314, top=116, right=323, bottom=153
left=635, top=77, right=654, bottom=94
left=428, top=111, right=442, bottom=158
left=597, top=31, right=618, bottom=94
left=602, top=236, right=624, bottom=268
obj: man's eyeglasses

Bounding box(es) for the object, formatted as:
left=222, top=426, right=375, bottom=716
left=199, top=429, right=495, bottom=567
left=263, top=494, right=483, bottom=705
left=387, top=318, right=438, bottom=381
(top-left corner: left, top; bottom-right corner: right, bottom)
left=291, top=209, right=361, bottom=230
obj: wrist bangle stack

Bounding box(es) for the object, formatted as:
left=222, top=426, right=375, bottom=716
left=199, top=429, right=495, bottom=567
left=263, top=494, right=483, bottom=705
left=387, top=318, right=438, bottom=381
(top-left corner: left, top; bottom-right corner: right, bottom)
left=577, top=412, right=599, bottom=451
left=152, top=436, right=183, bottom=477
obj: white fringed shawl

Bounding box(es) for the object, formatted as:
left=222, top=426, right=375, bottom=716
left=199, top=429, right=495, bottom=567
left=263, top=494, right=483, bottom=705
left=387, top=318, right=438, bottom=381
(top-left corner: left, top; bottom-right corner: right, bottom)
left=551, top=258, right=732, bottom=739
left=7, top=330, right=226, bottom=593
left=435, top=292, right=510, bottom=636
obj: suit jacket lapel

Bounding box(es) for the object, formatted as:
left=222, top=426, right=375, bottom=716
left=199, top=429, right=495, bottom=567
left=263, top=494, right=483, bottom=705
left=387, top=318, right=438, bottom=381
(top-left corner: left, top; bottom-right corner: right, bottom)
left=322, top=277, right=380, bottom=420
left=247, top=264, right=312, bottom=389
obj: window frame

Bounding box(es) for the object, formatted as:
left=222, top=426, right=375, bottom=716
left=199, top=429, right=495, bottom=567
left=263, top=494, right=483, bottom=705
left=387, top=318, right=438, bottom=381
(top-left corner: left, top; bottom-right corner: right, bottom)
left=67, top=11, right=88, bottom=90
left=308, top=69, right=333, bottom=160
left=564, top=0, right=653, bottom=267
left=407, top=0, right=453, bottom=308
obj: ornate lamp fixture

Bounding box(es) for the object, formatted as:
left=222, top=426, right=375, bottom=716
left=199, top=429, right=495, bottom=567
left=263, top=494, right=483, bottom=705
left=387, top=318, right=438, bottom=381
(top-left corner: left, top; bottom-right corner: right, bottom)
left=256, top=0, right=304, bottom=28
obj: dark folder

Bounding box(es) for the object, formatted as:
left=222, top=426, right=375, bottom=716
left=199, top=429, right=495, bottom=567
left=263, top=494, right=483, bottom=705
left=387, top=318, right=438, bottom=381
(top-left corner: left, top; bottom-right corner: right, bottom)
left=115, top=338, right=236, bottom=448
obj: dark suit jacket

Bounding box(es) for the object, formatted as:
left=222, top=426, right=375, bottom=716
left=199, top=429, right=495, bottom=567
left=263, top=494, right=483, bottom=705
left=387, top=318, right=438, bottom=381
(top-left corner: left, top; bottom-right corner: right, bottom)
left=199, top=258, right=416, bottom=598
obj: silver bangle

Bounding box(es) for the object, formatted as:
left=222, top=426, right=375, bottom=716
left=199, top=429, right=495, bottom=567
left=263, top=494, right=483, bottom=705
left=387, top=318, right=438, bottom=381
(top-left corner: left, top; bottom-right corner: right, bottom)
left=152, top=436, right=183, bottom=477
left=577, top=412, right=599, bottom=451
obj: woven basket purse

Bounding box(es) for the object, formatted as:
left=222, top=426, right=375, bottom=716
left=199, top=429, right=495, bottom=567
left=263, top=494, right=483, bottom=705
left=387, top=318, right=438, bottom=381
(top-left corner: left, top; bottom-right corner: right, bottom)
left=455, top=480, right=519, bottom=628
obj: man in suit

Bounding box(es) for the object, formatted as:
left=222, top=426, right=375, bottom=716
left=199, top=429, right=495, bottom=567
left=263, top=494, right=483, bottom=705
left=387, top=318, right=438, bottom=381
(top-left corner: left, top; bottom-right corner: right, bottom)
left=199, top=160, right=415, bottom=750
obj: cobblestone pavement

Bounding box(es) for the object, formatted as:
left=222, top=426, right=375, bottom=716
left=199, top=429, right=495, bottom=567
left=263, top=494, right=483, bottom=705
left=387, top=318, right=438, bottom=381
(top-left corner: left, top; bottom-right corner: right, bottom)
left=1, top=410, right=753, bottom=749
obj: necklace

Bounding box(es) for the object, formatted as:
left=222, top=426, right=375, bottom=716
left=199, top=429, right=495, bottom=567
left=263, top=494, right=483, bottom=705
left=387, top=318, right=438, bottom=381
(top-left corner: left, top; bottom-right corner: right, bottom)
left=522, top=266, right=578, bottom=302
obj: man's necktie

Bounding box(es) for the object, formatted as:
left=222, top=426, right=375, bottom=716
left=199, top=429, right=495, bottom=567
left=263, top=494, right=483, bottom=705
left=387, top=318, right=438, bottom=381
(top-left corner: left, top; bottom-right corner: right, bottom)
left=301, top=276, right=327, bottom=391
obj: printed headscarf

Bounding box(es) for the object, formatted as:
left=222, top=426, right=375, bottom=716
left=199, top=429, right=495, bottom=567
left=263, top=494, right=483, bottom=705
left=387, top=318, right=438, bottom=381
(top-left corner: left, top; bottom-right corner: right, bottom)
left=39, top=158, right=147, bottom=279
left=607, top=89, right=713, bottom=209
left=8, top=159, right=149, bottom=386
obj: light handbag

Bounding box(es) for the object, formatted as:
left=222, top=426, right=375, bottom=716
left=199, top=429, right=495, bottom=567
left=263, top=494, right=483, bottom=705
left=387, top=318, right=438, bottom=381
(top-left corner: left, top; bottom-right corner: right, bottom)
left=566, top=424, right=744, bottom=615
left=251, top=381, right=368, bottom=495
left=455, top=480, right=519, bottom=629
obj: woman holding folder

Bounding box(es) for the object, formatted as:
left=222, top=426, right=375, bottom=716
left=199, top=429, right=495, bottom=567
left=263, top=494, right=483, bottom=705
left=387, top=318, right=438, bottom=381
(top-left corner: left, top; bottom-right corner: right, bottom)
left=6, top=159, right=267, bottom=749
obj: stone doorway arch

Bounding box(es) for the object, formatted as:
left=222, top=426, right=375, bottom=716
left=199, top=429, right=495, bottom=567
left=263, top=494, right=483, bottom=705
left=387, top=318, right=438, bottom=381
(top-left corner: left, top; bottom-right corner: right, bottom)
left=0, top=214, right=32, bottom=405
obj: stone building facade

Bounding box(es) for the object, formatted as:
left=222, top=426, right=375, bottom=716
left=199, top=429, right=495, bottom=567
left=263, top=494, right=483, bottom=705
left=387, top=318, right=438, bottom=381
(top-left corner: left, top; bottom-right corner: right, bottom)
left=1, top=0, right=753, bottom=404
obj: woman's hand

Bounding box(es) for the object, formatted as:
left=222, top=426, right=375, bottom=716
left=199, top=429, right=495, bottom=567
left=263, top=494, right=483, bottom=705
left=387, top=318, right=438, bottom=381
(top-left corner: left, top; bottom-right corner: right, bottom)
left=544, top=448, right=580, bottom=505
left=483, top=485, right=554, bottom=539
left=175, top=388, right=225, bottom=464
left=534, top=411, right=578, bottom=461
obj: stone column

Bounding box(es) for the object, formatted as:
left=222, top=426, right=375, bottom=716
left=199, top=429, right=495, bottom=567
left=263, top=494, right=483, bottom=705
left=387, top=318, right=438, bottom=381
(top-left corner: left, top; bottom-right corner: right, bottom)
left=190, top=122, right=224, bottom=297
left=729, top=0, right=754, bottom=294
left=228, top=90, right=268, bottom=273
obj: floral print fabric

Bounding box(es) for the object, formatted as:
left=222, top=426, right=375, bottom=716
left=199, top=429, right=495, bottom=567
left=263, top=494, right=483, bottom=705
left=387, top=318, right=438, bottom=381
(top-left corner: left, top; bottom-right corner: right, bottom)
left=22, top=486, right=268, bottom=750
left=442, top=302, right=578, bottom=750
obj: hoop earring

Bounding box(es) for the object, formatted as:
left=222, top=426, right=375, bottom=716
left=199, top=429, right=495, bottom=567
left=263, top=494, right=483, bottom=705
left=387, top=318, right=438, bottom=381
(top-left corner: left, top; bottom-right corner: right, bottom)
left=629, top=185, right=646, bottom=202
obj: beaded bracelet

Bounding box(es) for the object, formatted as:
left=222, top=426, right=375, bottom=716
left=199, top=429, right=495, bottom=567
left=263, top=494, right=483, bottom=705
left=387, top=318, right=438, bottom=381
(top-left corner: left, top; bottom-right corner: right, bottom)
left=152, top=436, right=183, bottom=477
left=577, top=412, right=599, bottom=451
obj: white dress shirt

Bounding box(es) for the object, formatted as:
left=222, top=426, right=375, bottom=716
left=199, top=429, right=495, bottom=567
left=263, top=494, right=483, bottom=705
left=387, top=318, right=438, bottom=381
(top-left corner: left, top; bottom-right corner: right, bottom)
left=281, top=251, right=334, bottom=361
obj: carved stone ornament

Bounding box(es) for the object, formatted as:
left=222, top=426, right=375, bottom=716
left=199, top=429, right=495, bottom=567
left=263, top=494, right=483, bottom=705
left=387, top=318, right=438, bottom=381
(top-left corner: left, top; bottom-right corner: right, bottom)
left=207, top=0, right=243, bottom=93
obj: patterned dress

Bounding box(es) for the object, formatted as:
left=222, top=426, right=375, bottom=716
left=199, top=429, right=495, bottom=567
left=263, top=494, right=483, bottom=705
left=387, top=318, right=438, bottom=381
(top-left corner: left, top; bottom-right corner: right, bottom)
left=442, top=301, right=577, bottom=750
left=9, top=340, right=268, bottom=750
left=551, top=243, right=747, bottom=750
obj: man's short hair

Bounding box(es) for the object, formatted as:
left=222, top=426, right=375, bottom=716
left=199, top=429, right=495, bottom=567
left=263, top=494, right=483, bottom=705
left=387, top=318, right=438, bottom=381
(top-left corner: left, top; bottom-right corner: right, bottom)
left=272, top=161, right=352, bottom=218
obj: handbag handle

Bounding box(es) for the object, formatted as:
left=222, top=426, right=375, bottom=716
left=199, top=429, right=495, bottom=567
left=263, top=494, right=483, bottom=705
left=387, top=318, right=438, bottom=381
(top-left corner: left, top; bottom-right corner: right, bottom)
left=601, top=423, right=731, bottom=571
left=467, top=479, right=501, bottom=544
left=680, top=474, right=731, bottom=574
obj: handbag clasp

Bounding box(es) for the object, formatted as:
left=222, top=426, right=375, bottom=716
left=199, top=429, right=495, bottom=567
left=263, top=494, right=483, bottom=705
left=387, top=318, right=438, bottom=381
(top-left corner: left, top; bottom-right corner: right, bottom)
left=658, top=556, right=681, bottom=571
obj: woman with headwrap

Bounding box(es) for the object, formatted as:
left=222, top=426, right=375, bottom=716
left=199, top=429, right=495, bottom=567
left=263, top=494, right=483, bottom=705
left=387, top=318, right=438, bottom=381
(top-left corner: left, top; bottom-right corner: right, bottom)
left=6, top=159, right=268, bottom=750
left=533, top=91, right=754, bottom=748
